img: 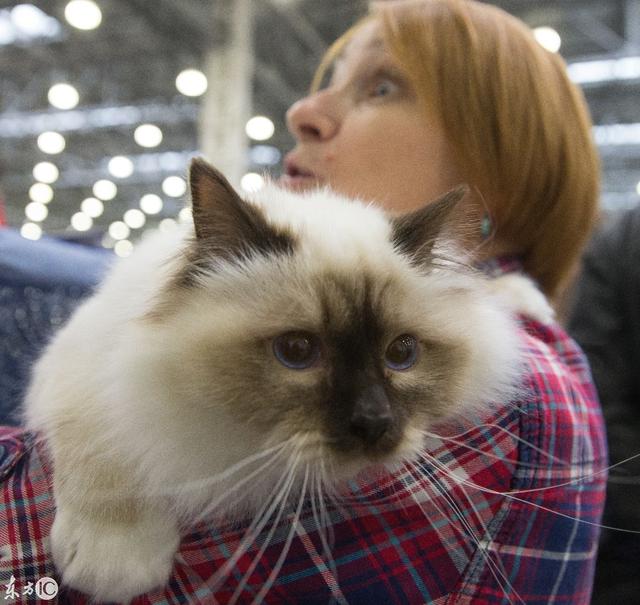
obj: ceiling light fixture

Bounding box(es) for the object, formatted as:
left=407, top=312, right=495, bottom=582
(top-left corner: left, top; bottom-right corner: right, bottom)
left=29, top=182, right=54, bottom=204
left=20, top=222, right=42, bottom=240
left=25, top=202, right=48, bottom=222
left=37, top=131, right=65, bottom=154
left=64, top=0, right=102, bottom=31
left=81, top=197, right=104, bottom=218
left=32, top=161, right=59, bottom=184
left=71, top=211, right=92, bottom=231
left=139, top=194, right=163, bottom=215
left=533, top=26, right=561, bottom=53
left=240, top=172, right=265, bottom=193
left=123, top=208, right=146, bottom=229
left=245, top=116, right=275, bottom=141
left=134, top=124, right=163, bottom=148
left=108, top=155, right=134, bottom=178
left=48, top=83, right=79, bottom=110
left=175, top=69, right=208, bottom=97
left=162, top=176, right=187, bottom=197
left=93, top=179, right=117, bottom=200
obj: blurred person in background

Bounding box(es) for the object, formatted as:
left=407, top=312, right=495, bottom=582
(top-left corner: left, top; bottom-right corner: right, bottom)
left=279, top=0, right=606, bottom=602
left=568, top=205, right=640, bottom=604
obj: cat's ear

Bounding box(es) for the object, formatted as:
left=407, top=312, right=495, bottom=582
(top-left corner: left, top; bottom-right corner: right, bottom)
left=188, top=158, right=294, bottom=260
left=391, top=185, right=468, bottom=266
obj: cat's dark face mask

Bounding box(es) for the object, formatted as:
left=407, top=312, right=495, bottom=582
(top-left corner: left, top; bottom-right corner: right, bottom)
left=152, top=159, right=469, bottom=471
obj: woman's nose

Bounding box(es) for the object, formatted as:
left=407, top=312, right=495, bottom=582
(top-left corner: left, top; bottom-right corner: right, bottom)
left=286, top=93, right=339, bottom=143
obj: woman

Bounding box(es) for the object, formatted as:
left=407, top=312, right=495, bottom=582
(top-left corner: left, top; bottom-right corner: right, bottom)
left=0, top=1, right=606, bottom=603
left=279, top=0, right=606, bottom=603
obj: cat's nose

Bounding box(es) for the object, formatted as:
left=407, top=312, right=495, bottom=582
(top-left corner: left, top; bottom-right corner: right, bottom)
left=349, top=385, right=393, bottom=445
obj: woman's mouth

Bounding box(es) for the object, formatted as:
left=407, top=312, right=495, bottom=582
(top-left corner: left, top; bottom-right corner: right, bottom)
left=279, top=158, right=322, bottom=191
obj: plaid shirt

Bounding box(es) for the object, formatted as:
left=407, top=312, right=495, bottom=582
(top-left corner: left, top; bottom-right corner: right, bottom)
left=0, top=259, right=607, bottom=604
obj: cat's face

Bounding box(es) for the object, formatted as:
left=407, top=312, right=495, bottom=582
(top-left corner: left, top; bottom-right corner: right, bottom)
left=137, top=160, right=519, bottom=485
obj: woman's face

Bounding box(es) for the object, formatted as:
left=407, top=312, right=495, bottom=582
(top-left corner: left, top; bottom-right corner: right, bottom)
left=282, top=20, right=462, bottom=214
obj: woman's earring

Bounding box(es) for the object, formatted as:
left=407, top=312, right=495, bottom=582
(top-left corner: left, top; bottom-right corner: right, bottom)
left=480, top=213, right=492, bottom=240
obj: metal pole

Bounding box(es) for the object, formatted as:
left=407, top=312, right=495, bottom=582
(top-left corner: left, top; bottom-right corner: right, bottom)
left=199, top=0, right=254, bottom=187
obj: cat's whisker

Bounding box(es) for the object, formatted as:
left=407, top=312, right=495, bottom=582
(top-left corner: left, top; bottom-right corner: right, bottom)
left=474, top=422, right=572, bottom=467
left=420, top=424, right=572, bottom=469
left=228, top=453, right=305, bottom=603
left=162, top=438, right=294, bottom=497
left=250, top=464, right=310, bottom=605
left=319, top=458, right=338, bottom=548
left=421, top=450, right=640, bottom=535
left=205, top=446, right=304, bottom=595
left=405, top=460, right=524, bottom=605
left=310, top=467, right=340, bottom=585
left=193, top=441, right=294, bottom=523
left=420, top=459, right=523, bottom=605
left=418, top=429, right=571, bottom=471
left=418, top=435, right=623, bottom=498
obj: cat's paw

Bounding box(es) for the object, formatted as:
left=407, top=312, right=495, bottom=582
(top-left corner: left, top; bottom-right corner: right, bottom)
left=488, top=274, right=555, bottom=324
left=51, top=506, right=180, bottom=602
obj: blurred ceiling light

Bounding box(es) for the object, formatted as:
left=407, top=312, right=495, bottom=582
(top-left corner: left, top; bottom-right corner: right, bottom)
left=71, top=211, right=92, bottom=231
left=159, top=218, right=178, bottom=233
left=48, top=83, right=79, bottom=110
left=593, top=123, right=640, bottom=146
left=32, top=161, right=59, bottom=184
left=162, top=175, right=187, bottom=197
left=37, top=131, right=65, bottom=154
left=2, top=5, right=61, bottom=45
left=114, top=239, right=133, bottom=258
left=139, top=194, right=163, bottom=215
left=123, top=208, right=146, bottom=229
left=93, top=179, right=117, bottom=200
left=20, top=222, right=42, bottom=240
left=29, top=182, right=54, bottom=204
left=178, top=207, right=192, bottom=223
left=109, top=221, right=130, bottom=240
left=64, top=0, right=102, bottom=31
left=245, top=116, right=274, bottom=141
left=568, top=56, right=640, bottom=85
left=81, top=197, right=104, bottom=218
left=533, top=27, right=561, bottom=53
left=25, top=201, right=48, bottom=222
left=250, top=145, right=281, bottom=166
left=175, top=69, right=208, bottom=97
left=240, top=172, right=265, bottom=193
left=108, top=155, right=134, bottom=178
left=134, top=124, right=163, bottom=148
left=636, top=181, right=640, bottom=196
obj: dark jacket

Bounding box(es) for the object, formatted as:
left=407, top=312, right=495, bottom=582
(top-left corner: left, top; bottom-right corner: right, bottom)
left=568, top=205, right=640, bottom=604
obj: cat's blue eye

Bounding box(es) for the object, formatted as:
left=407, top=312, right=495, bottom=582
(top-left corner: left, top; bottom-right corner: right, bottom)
left=384, top=334, right=419, bottom=371
left=273, top=331, right=321, bottom=370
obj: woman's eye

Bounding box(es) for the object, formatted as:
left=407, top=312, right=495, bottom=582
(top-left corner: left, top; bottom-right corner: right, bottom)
left=370, top=78, right=398, bottom=99
left=273, top=331, right=321, bottom=370
left=385, top=334, right=419, bottom=371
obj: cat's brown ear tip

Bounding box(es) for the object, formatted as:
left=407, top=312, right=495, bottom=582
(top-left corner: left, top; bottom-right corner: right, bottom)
left=189, top=157, right=215, bottom=184
left=449, top=183, right=470, bottom=203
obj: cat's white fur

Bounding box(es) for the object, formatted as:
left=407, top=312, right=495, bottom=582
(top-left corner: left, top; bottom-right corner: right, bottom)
left=24, top=179, right=548, bottom=602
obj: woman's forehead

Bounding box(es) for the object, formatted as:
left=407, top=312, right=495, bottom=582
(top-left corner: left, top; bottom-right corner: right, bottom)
left=332, top=21, right=394, bottom=75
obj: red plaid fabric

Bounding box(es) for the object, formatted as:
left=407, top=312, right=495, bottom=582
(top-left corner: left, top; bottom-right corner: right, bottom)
left=0, top=259, right=607, bottom=604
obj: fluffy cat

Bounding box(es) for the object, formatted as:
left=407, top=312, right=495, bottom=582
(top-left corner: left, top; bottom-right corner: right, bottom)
left=24, top=158, right=532, bottom=602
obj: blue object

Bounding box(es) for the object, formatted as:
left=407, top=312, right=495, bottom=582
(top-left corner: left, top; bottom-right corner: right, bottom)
left=0, top=229, right=112, bottom=425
